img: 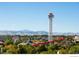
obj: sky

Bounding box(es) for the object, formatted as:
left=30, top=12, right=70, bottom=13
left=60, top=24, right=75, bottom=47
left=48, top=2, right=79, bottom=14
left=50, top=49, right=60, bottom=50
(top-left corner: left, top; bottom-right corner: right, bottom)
left=0, top=2, right=79, bottom=33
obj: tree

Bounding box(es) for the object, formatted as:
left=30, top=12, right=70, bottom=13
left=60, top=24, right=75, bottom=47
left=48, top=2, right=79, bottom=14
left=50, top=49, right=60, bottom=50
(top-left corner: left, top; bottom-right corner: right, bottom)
left=4, top=36, right=13, bottom=45
left=36, top=45, right=47, bottom=54
left=58, top=48, right=68, bottom=54
left=68, top=45, right=79, bottom=54
left=3, top=44, right=18, bottom=54
left=17, top=45, right=27, bottom=54
left=47, top=44, right=59, bottom=50
left=26, top=45, right=36, bottom=54
left=4, top=39, right=13, bottom=45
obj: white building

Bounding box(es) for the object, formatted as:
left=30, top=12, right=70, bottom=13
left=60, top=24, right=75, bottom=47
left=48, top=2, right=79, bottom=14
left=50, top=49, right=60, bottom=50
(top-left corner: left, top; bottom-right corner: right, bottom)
left=74, top=35, right=79, bottom=42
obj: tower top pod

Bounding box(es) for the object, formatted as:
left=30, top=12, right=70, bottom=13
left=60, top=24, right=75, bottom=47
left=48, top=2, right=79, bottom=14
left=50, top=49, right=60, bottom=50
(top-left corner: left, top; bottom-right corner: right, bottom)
left=48, top=12, right=54, bottom=18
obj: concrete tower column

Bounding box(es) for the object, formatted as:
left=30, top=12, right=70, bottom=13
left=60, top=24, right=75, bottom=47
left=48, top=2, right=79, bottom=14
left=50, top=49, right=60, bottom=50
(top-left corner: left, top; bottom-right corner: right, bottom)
left=48, top=12, right=54, bottom=41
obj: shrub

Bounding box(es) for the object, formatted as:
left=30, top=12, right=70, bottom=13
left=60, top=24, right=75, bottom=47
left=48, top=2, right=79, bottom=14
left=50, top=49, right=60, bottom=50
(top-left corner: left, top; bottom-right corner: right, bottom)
left=68, top=45, right=79, bottom=54
left=3, top=44, right=18, bottom=54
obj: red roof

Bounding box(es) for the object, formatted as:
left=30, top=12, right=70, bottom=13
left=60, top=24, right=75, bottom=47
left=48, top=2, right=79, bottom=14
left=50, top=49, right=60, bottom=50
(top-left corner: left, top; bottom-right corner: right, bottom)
left=32, top=40, right=55, bottom=46
left=45, top=42, right=49, bottom=44
left=32, top=43, right=39, bottom=46
left=58, top=37, right=64, bottom=40
left=48, top=40, right=54, bottom=43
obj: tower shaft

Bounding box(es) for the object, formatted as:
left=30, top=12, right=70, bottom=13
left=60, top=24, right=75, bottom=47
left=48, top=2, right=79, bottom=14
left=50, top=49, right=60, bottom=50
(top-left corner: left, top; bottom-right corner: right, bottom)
left=48, top=17, right=52, bottom=40
left=48, top=12, right=54, bottom=41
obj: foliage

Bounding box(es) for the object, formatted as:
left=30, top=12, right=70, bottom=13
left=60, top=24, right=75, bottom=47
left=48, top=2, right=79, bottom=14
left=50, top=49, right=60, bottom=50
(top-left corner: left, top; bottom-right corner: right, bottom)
left=58, top=48, right=68, bottom=54
left=17, top=45, right=27, bottom=54
left=3, top=44, right=18, bottom=54
left=26, top=45, right=36, bottom=54
left=36, top=45, right=47, bottom=54
left=4, top=39, right=13, bottom=45
left=0, top=35, right=79, bottom=54
left=68, top=45, right=79, bottom=54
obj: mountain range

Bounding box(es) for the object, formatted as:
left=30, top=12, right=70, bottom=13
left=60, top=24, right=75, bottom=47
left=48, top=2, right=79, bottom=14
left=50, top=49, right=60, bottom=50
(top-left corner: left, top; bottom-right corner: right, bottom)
left=0, top=30, right=78, bottom=35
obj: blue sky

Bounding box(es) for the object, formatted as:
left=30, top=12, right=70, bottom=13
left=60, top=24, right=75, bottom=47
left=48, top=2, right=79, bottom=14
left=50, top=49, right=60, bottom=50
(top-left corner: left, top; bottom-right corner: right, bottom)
left=0, top=2, right=79, bottom=33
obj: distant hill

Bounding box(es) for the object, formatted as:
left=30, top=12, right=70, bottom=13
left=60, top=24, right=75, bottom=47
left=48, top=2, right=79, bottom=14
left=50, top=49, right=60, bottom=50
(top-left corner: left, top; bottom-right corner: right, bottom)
left=0, top=30, right=78, bottom=35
